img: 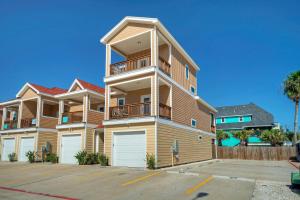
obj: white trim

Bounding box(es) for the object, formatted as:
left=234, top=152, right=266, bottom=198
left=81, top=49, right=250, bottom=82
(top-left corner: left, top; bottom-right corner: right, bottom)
left=55, top=89, right=104, bottom=99
left=191, top=118, right=197, bottom=128
left=158, top=118, right=215, bottom=137
left=56, top=123, right=98, bottom=130
left=104, top=66, right=155, bottom=83
left=16, top=83, right=39, bottom=98
left=21, top=97, right=39, bottom=101
left=216, top=114, right=253, bottom=118
left=0, top=99, right=21, bottom=106
left=103, top=116, right=156, bottom=126
left=68, top=79, right=84, bottom=92
left=154, top=120, right=158, bottom=168
left=59, top=133, right=82, bottom=164
left=109, top=76, right=152, bottom=87
left=100, top=16, right=200, bottom=71
left=0, top=127, right=57, bottom=134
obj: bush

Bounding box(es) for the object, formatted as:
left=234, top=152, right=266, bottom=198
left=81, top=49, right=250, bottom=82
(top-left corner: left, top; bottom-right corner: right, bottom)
left=98, top=154, right=109, bottom=166
left=86, top=153, right=99, bottom=165
left=45, top=153, right=59, bottom=163
left=146, top=153, right=155, bottom=169
left=26, top=151, right=36, bottom=163
left=75, top=150, right=88, bottom=165
left=8, top=153, right=16, bottom=162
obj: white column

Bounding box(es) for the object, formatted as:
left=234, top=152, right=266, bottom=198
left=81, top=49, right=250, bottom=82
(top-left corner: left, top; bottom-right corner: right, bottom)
left=36, top=97, right=42, bottom=127
left=83, top=95, right=89, bottom=123
left=17, top=101, right=23, bottom=128
left=106, top=44, right=111, bottom=76
left=2, top=107, right=7, bottom=130
left=105, top=85, right=110, bottom=120
left=151, top=28, right=159, bottom=66
left=58, top=100, right=64, bottom=125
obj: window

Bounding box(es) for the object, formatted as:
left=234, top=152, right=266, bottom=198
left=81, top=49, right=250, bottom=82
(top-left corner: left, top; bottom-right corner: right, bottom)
left=42, top=100, right=59, bottom=118
left=97, top=105, right=105, bottom=113
left=118, top=98, right=125, bottom=106
left=210, top=113, right=215, bottom=126
left=191, top=119, right=197, bottom=128
left=221, top=117, right=225, bottom=123
left=190, top=85, right=196, bottom=94
left=89, top=98, right=104, bottom=113
left=138, top=58, right=148, bottom=68
left=239, top=116, right=243, bottom=122
left=185, top=64, right=189, bottom=80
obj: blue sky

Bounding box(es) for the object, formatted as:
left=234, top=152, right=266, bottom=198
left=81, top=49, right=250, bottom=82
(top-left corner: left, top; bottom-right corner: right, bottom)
left=0, top=0, right=299, bottom=129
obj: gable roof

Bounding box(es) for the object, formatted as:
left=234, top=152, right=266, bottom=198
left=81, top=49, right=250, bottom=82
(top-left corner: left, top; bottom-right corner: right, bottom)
left=216, top=103, right=274, bottom=130
left=100, top=16, right=200, bottom=71
left=16, top=83, right=67, bottom=98
left=68, top=79, right=105, bottom=95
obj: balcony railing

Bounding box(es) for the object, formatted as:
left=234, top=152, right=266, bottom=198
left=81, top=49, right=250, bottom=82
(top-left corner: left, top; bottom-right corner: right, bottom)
left=110, top=102, right=151, bottom=119
left=21, top=118, right=37, bottom=128
left=159, top=103, right=171, bottom=120
left=110, top=55, right=171, bottom=76
left=62, top=111, right=83, bottom=124
left=3, top=119, right=18, bottom=130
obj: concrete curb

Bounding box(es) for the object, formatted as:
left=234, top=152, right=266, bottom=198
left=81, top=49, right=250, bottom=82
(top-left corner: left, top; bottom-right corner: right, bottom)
left=162, top=159, right=220, bottom=171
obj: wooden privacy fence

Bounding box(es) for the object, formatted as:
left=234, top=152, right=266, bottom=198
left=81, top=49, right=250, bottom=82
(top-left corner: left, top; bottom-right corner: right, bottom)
left=217, top=146, right=296, bottom=160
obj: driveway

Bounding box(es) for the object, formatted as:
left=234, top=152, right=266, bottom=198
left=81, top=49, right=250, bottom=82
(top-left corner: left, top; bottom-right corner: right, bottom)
left=0, top=160, right=299, bottom=200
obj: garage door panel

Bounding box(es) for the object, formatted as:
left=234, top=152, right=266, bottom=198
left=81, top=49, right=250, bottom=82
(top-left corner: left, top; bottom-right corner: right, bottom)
left=113, top=131, right=146, bottom=168
left=61, top=135, right=81, bottom=164
left=2, top=138, right=16, bottom=161
left=19, top=137, right=35, bottom=162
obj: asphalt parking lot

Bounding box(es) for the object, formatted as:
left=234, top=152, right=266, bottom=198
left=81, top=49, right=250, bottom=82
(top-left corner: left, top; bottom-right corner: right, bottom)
left=0, top=159, right=299, bottom=200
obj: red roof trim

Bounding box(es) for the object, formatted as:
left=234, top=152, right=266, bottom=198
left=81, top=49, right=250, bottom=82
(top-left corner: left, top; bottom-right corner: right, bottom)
left=76, top=79, right=105, bottom=94
left=29, top=83, right=67, bottom=95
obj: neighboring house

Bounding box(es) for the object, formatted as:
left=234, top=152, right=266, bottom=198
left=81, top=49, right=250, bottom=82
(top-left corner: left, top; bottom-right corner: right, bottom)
left=0, top=83, right=66, bottom=161
left=216, top=103, right=275, bottom=146
left=55, top=79, right=105, bottom=164
left=101, top=16, right=217, bottom=168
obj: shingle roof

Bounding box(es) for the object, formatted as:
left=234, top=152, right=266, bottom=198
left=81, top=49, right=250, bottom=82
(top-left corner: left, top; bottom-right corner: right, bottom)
left=216, top=103, right=274, bottom=130
left=30, top=83, right=67, bottom=95
left=77, top=79, right=105, bottom=94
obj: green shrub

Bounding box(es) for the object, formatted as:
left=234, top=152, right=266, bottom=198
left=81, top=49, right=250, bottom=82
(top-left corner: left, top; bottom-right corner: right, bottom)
left=98, top=154, right=109, bottom=166
left=75, top=150, right=88, bottom=165
left=8, top=153, right=16, bottom=162
left=45, top=153, right=59, bottom=163
left=146, top=153, right=155, bottom=169
left=25, top=151, right=36, bottom=163
left=86, top=153, right=99, bottom=165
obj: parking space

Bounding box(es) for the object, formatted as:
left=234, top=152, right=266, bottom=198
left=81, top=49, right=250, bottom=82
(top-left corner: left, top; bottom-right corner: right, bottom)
left=0, top=160, right=299, bottom=200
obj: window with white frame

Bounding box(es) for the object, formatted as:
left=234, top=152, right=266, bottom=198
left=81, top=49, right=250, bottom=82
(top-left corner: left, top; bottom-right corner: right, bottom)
left=191, top=119, right=197, bottom=128
left=190, top=85, right=196, bottom=94
left=117, top=98, right=125, bottom=106
left=239, top=116, right=243, bottom=122
left=221, top=117, right=225, bottom=123
left=185, top=64, right=189, bottom=80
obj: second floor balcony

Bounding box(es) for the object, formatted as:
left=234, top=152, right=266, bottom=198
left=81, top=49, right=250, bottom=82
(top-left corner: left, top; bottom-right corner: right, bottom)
left=62, top=111, right=83, bottom=124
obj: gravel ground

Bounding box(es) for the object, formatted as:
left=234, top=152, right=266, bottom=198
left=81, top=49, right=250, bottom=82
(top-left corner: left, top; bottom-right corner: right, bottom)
left=251, top=181, right=300, bottom=200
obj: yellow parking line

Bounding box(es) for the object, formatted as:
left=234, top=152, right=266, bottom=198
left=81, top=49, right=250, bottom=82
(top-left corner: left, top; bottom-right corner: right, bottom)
left=185, top=176, right=213, bottom=195
left=122, top=171, right=162, bottom=186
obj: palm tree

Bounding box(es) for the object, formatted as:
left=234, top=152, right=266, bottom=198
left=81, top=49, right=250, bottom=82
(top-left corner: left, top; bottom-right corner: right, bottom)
left=284, top=70, right=300, bottom=145
left=260, top=129, right=287, bottom=146
left=216, top=130, right=229, bottom=146
left=233, top=130, right=253, bottom=146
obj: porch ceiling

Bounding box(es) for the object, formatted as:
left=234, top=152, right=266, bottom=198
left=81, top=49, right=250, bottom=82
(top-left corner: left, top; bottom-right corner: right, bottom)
left=111, top=78, right=151, bottom=93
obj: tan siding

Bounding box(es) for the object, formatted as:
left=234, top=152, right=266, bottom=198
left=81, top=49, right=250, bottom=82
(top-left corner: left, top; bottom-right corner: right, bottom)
left=104, top=122, right=155, bottom=165
left=171, top=46, right=197, bottom=92
left=21, top=100, right=37, bottom=119
left=108, top=23, right=153, bottom=44
left=159, top=85, right=171, bottom=106
left=21, top=88, right=38, bottom=99
left=172, top=84, right=212, bottom=132
left=87, top=110, right=104, bottom=124
left=39, top=116, right=58, bottom=128
left=37, top=132, right=58, bottom=156
left=69, top=105, right=83, bottom=112
left=98, top=132, right=104, bottom=154
left=157, top=123, right=213, bottom=167
left=85, top=128, right=94, bottom=154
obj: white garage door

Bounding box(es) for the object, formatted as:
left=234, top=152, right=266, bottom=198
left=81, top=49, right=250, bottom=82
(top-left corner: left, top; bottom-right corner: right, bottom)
left=113, top=131, right=146, bottom=168
left=2, top=138, right=15, bottom=161
left=19, top=137, right=35, bottom=162
left=61, top=135, right=81, bottom=164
